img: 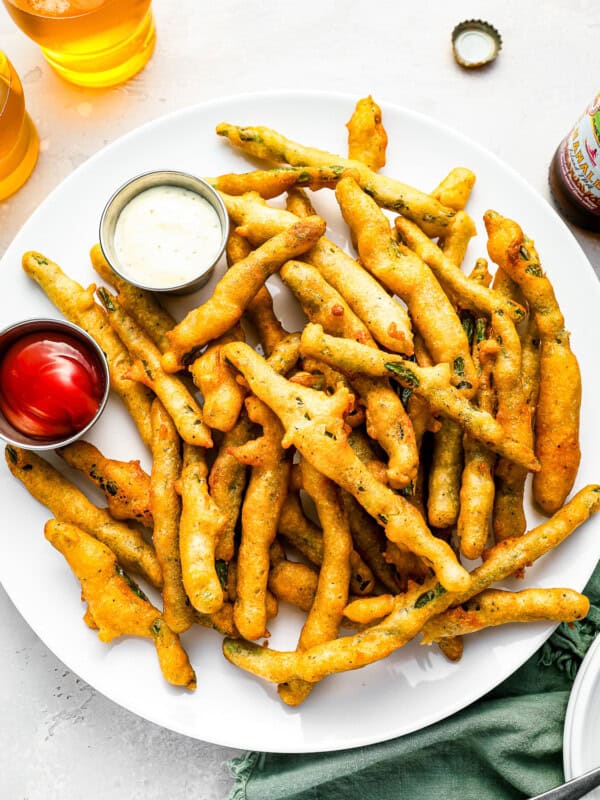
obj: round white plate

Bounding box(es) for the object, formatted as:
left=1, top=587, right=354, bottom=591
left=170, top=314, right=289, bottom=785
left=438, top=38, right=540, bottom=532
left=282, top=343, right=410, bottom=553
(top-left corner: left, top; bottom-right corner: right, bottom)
left=564, top=633, right=600, bottom=792
left=1, top=91, right=600, bottom=753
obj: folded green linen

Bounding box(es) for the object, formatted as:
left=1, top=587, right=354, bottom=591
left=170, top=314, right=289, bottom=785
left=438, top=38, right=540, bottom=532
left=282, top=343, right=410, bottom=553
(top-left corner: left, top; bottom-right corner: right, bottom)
left=228, top=563, right=600, bottom=800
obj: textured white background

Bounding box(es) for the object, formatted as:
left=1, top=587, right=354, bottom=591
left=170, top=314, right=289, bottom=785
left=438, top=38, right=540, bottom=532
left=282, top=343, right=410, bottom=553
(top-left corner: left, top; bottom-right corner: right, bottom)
left=1, top=1, right=599, bottom=798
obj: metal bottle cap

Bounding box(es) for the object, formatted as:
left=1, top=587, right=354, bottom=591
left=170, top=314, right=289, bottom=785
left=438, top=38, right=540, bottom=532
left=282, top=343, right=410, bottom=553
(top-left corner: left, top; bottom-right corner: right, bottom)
left=452, top=20, right=502, bottom=68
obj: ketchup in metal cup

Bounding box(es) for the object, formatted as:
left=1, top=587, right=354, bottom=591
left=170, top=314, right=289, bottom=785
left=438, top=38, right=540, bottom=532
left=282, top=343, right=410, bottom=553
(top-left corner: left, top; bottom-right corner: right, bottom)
left=0, top=330, right=105, bottom=439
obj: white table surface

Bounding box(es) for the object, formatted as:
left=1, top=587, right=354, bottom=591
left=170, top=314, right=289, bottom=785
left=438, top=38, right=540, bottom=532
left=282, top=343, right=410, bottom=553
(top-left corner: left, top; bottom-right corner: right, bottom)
left=1, top=1, right=599, bottom=798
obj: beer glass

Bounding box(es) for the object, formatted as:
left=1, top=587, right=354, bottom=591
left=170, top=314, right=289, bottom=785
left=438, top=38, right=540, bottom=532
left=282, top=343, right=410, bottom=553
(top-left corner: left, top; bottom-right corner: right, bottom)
left=0, top=51, right=39, bottom=201
left=1, top=1, right=156, bottom=88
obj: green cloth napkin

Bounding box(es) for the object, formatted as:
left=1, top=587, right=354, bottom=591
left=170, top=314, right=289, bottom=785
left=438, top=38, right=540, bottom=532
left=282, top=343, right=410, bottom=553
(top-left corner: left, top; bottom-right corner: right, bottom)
left=227, top=562, right=600, bottom=800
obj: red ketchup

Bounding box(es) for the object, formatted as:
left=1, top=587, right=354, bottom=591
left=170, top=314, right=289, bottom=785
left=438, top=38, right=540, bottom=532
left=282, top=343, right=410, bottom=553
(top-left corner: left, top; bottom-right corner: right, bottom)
left=0, top=331, right=105, bottom=439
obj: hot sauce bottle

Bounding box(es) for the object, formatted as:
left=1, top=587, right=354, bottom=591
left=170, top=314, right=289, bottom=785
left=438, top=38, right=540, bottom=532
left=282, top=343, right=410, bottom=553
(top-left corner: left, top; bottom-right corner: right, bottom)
left=549, top=92, right=600, bottom=232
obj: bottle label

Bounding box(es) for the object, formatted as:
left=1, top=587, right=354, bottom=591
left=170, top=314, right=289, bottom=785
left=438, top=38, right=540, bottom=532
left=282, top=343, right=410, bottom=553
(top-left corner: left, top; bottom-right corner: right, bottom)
left=558, top=93, right=600, bottom=214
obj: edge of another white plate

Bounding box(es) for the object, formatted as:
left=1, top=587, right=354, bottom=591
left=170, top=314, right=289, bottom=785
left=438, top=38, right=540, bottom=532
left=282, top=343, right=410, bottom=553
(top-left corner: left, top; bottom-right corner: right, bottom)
left=564, top=633, right=600, bottom=790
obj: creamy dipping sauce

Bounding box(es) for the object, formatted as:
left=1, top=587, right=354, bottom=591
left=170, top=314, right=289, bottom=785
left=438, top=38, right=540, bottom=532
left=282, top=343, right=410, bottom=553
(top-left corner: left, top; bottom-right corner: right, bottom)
left=113, top=185, right=223, bottom=288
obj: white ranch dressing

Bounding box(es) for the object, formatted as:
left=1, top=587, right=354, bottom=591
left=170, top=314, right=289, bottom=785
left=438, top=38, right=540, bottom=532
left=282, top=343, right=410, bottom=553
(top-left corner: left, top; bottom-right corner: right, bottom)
left=114, top=185, right=222, bottom=288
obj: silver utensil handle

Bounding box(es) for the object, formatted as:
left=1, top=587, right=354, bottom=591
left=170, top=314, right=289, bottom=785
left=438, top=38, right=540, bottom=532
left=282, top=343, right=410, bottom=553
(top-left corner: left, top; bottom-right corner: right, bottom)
left=530, top=766, right=600, bottom=800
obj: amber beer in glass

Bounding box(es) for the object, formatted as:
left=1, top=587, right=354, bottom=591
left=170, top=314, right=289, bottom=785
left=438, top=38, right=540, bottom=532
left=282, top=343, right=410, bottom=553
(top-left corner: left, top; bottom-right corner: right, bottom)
left=0, top=52, right=39, bottom=201
left=2, top=0, right=156, bottom=88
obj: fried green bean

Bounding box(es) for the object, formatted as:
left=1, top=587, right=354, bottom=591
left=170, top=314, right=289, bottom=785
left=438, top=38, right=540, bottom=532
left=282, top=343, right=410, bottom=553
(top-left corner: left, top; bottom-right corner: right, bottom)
left=222, top=485, right=600, bottom=684
left=209, top=412, right=253, bottom=562
left=232, top=397, right=291, bottom=640
left=485, top=210, right=581, bottom=514
left=22, top=251, right=153, bottom=447
left=280, top=258, right=418, bottom=488
left=431, top=167, right=476, bottom=211
left=97, top=288, right=212, bottom=448
left=335, top=177, right=475, bottom=390
left=45, top=519, right=194, bottom=689
left=278, top=459, right=352, bottom=706
left=150, top=399, right=195, bottom=633
left=206, top=165, right=354, bottom=198
left=216, top=122, right=456, bottom=236
left=58, top=440, right=152, bottom=527
left=421, top=588, right=590, bottom=643
left=178, top=444, right=227, bottom=615
left=427, top=418, right=464, bottom=528
left=491, top=308, right=532, bottom=541
left=161, top=216, right=326, bottom=371
left=346, top=95, right=388, bottom=171
left=300, top=324, right=539, bottom=472
left=6, top=445, right=162, bottom=587
left=395, top=217, right=525, bottom=323
left=457, top=325, right=497, bottom=559
left=89, top=243, right=176, bottom=354
left=220, top=191, right=415, bottom=355
left=189, top=326, right=246, bottom=433
left=221, top=342, right=471, bottom=593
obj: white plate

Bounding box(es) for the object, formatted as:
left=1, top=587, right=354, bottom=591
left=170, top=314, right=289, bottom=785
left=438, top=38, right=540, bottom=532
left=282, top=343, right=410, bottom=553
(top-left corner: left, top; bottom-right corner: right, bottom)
left=564, top=633, right=600, bottom=792
left=1, top=91, right=600, bottom=754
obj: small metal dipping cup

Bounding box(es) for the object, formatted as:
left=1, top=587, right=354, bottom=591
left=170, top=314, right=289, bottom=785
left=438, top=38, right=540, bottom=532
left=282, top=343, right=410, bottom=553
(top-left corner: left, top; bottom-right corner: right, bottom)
left=99, top=170, right=230, bottom=295
left=0, top=318, right=110, bottom=451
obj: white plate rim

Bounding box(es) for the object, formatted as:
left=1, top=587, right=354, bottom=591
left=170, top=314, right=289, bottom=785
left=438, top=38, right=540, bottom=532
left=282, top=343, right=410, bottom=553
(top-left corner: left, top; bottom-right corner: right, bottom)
left=1, top=89, right=600, bottom=753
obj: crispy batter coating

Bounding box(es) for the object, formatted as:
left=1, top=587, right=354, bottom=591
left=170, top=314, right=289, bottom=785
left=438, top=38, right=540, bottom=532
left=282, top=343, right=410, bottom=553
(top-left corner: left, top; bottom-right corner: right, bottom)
left=6, top=446, right=162, bottom=587
left=300, top=324, right=539, bottom=471
left=344, top=594, right=394, bottom=625
left=427, top=418, right=464, bottom=529
left=278, top=491, right=324, bottom=565
left=278, top=459, right=352, bottom=706
left=281, top=258, right=418, bottom=488
left=457, top=325, right=497, bottom=559
left=97, top=288, right=212, bottom=448
left=226, top=229, right=289, bottom=358
left=44, top=519, right=195, bottom=689
left=189, top=325, right=246, bottom=433
left=268, top=560, right=319, bottom=613
left=245, top=286, right=288, bottom=357
left=421, top=588, right=590, bottom=643
left=216, top=122, right=456, bottom=237
left=221, top=342, right=470, bottom=593
left=431, top=169, right=478, bottom=268
left=178, top=445, right=227, bottom=615
left=264, top=332, right=302, bottom=376
left=207, top=166, right=355, bottom=198
left=21, top=251, right=153, bottom=447
left=89, top=244, right=176, bottom=354
left=342, top=492, right=403, bottom=593
left=395, top=217, right=525, bottom=323
left=150, top=400, right=195, bottom=633
left=161, top=216, right=326, bottom=371
left=335, top=177, right=475, bottom=391
left=277, top=470, right=378, bottom=598
left=485, top=210, right=581, bottom=514
left=346, top=95, right=388, bottom=171
left=220, top=191, right=414, bottom=355
left=209, top=412, right=253, bottom=562
left=491, top=308, right=532, bottom=541
left=58, top=441, right=152, bottom=527
left=232, top=397, right=291, bottom=640
left=436, top=210, right=477, bottom=268
left=222, top=485, right=600, bottom=685
left=431, top=167, right=477, bottom=212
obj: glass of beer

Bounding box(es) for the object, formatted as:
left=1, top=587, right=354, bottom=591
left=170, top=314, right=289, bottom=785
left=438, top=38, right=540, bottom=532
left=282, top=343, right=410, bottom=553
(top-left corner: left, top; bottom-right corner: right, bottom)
left=1, top=1, right=156, bottom=88
left=0, top=51, right=39, bottom=201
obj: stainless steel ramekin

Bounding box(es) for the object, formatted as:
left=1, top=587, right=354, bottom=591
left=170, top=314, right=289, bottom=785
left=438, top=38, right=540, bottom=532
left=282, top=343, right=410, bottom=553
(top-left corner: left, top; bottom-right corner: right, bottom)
left=0, top=318, right=110, bottom=451
left=99, top=170, right=229, bottom=295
